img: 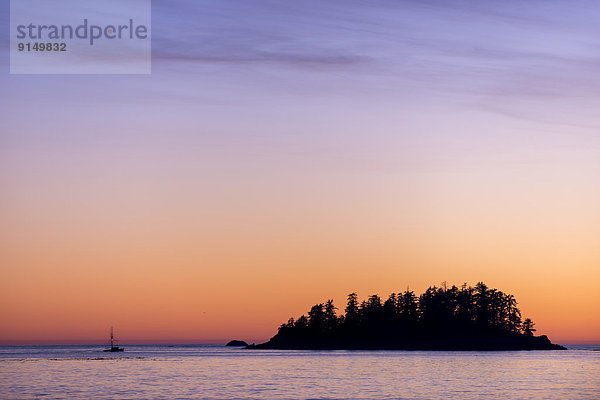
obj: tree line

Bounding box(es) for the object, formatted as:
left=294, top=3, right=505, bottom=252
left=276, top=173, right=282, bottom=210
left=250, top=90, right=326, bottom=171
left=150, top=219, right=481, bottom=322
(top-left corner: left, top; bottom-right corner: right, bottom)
left=278, top=282, right=537, bottom=338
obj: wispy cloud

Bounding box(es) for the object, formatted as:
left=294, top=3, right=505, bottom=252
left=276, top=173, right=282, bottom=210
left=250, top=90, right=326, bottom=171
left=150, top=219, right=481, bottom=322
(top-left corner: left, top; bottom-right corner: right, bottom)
left=148, top=0, right=600, bottom=100
left=3, top=0, right=600, bottom=128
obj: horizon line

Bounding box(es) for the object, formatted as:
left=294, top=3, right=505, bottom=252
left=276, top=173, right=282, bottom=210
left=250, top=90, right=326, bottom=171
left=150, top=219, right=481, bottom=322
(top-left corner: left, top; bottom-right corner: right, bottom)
left=1, top=340, right=599, bottom=347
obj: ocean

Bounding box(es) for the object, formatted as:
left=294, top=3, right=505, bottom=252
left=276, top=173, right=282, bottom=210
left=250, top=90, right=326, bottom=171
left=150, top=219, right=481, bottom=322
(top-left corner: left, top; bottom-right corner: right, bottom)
left=1, top=344, right=599, bottom=399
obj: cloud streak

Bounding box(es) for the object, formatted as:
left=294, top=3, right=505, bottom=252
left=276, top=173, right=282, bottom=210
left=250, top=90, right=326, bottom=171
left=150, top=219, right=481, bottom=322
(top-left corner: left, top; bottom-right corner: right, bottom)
left=145, top=0, right=600, bottom=104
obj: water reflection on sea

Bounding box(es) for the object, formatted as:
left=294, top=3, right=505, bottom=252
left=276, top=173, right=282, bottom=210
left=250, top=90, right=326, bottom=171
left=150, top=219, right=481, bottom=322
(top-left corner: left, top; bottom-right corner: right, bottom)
left=1, top=345, right=599, bottom=399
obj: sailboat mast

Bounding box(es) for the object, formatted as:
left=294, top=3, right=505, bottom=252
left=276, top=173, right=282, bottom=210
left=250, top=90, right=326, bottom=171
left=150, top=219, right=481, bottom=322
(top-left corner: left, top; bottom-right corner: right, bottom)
left=103, top=326, right=123, bottom=352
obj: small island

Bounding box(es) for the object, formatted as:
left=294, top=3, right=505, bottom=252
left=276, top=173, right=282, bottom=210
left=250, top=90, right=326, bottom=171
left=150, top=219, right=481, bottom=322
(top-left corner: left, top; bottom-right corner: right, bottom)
left=226, top=340, right=248, bottom=347
left=249, top=282, right=566, bottom=350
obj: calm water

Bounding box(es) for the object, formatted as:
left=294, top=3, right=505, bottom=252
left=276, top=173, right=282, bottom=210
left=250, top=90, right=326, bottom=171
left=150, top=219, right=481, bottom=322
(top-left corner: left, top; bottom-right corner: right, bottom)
left=1, top=344, right=599, bottom=399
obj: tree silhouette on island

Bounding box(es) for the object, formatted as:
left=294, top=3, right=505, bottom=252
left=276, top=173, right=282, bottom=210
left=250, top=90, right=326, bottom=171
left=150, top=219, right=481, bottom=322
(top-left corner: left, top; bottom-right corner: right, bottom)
left=247, top=282, right=565, bottom=350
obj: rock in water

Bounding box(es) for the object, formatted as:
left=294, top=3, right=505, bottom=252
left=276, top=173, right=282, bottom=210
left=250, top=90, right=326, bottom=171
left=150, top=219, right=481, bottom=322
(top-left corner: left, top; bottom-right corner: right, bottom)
left=226, top=340, right=248, bottom=347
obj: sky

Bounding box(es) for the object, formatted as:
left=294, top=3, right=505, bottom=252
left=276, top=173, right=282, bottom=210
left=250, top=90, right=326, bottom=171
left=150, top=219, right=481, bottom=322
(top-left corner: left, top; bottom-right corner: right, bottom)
left=0, top=0, right=599, bottom=345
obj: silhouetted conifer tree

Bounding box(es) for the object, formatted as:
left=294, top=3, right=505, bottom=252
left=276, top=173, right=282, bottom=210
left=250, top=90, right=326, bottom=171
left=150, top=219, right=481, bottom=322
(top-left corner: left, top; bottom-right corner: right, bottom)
left=522, top=318, right=536, bottom=336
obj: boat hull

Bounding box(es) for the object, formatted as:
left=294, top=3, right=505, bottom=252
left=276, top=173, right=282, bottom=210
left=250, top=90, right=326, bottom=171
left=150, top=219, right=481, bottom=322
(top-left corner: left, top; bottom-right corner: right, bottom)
left=103, top=347, right=124, bottom=352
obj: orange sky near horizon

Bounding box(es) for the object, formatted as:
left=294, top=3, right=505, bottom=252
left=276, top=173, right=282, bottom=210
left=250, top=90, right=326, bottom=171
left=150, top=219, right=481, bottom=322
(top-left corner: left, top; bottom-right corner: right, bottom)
left=1, top=141, right=598, bottom=345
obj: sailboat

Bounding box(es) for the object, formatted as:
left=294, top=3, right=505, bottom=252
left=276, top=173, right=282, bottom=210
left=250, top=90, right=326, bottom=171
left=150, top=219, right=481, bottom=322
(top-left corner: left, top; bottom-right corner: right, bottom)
left=103, top=327, right=124, bottom=352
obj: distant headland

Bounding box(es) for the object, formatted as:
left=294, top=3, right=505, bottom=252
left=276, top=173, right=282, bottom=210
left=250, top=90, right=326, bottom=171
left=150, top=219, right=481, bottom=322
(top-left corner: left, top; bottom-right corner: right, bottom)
left=247, top=282, right=566, bottom=351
